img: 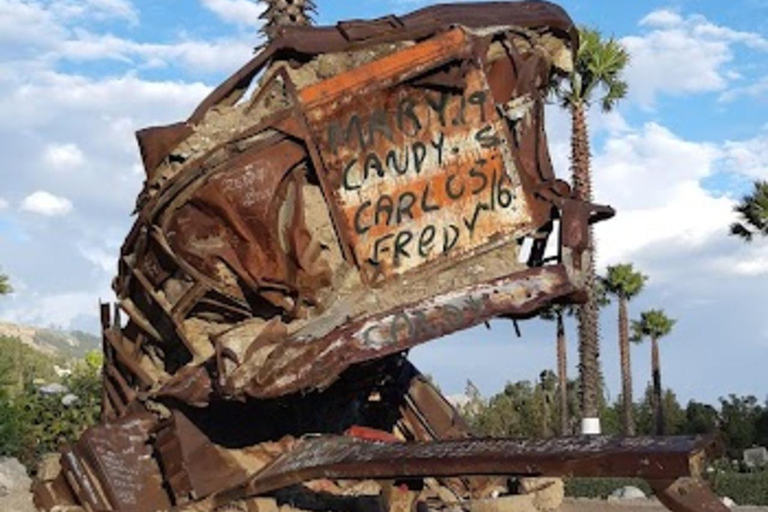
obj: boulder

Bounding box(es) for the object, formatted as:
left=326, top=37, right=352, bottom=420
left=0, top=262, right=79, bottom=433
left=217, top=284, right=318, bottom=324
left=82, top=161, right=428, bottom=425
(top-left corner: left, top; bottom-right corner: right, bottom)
left=0, top=457, right=35, bottom=512
left=721, top=496, right=736, bottom=509
left=609, top=486, right=647, bottom=500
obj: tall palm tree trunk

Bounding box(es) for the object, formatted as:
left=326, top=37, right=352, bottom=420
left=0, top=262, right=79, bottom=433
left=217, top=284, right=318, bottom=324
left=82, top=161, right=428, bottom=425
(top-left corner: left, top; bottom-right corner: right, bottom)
left=556, top=312, right=568, bottom=436
left=651, top=336, right=664, bottom=435
left=619, top=297, right=635, bottom=435
left=571, top=101, right=602, bottom=432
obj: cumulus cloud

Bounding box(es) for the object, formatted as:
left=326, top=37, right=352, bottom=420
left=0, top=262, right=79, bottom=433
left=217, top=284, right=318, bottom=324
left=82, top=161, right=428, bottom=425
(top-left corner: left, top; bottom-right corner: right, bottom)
left=0, top=0, right=253, bottom=75
left=51, top=0, right=139, bottom=25
left=43, top=143, right=85, bottom=170
left=622, top=9, right=768, bottom=106
left=201, top=0, right=264, bottom=28
left=57, top=31, right=256, bottom=74
left=20, top=191, right=74, bottom=216
left=720, top=76, right=768, bottom=103
left=0, top=198, right=8, bottom=210
left=0, top=289, right=108, bottom=330
left=721, top=134, right=768, bottom=180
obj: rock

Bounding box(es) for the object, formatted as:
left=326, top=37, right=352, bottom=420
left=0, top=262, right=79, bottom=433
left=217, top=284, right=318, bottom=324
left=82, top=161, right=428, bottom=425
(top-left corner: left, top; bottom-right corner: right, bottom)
left=609, top=486, right=647, bottom=500
left=518, top=478, right=564, bottom=511
left=37, top=453, right=62, bottom=482
left=39, top=383, right=68, bottom=395
left=0, top=458, right=30, bottom=493
left=0, top=457, right=35, bottom=512
left=721, top=496, right=736, bottom=509
left=61, top=393, right=80, bottom=406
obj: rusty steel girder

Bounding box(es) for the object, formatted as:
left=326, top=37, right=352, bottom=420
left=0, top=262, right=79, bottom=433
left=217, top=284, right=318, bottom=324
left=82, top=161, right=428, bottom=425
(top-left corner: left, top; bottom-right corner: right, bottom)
left=33, top=3, right=728, bottom=512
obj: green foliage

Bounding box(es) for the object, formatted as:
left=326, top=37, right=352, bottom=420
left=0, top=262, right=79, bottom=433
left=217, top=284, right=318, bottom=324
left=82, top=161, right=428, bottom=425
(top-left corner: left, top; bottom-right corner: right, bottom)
left=710, top=470, right=768, bottom=506
left=565, top=478, right=651, bottom=499
left=730, top=180, right=768, bottom=242
left=602, top=263, right=647, bottom=301
left=566, top=472, right=768, bottom=506
left=553, top=27, right=630, bottom=110
left=0, top=344, right=101, bottom=468
left=0, top=335, right=62, bottom=397
left=719, top=394, right=764, bottom=459
left=630, top=309, right=676, bottom=343
left=467, top=373, right=563, bottom=439
left=685, top=400, right=720, bottom=435
left=0, top=269, right=11, bottom=296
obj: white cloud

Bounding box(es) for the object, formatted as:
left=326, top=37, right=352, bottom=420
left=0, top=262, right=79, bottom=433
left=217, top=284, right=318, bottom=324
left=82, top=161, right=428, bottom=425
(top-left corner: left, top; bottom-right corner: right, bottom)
left=0, top=198, right=8, bottom=210
left=595, top=122, right=722, bottom=209
left=20, top=191, right=74, bottom=216
left=57, top=31, right=255, bottom=73
left=639, top=9, right=683, bottom=28
left=51, top=0, right=139, bottom=25
left=722, top=134, right=768, bottom=180
left=0, top=0, right=251, bottom=75
left=623, top=10, right=768, bottom=106
left=79, top=245, right=117, bottom=275
left=43, top=143, right=85, bottom=170
left=0, top=290, right=106, bottom=330
left=201, top=0, right=264, bottom=28
left=720, top=76, right=768, bottom=103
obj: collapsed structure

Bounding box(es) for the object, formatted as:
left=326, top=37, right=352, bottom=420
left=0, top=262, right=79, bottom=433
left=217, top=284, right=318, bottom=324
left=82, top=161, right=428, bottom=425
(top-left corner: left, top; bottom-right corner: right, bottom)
left=33, top=2, right=729, bottom=512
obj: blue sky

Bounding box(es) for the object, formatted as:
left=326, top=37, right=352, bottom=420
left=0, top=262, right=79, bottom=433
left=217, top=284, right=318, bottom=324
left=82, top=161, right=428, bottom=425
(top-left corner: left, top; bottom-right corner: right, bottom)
left=0, top=0, right=767, bottom=406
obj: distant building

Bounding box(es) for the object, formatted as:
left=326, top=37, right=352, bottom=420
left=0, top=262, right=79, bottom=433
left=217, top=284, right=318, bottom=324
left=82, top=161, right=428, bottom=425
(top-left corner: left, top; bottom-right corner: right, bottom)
left=744, top=447, right=768, bottom=468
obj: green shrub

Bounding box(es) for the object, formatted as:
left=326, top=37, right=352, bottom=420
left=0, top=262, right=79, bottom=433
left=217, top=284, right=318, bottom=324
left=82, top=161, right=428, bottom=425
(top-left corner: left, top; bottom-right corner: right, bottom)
left=565, top=478, right=651, bottom=499
left=709, top=470, right=768, bottom=506
left=0, top=355, right=101, bottom=468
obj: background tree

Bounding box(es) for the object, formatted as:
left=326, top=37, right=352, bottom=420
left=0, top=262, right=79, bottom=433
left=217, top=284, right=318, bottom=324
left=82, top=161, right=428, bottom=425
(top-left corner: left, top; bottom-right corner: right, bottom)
left=602, top=263, right=647, bottom=435
left=684, top=400, right=719, bottom=435
left=631, top=309, right=676, bottom=435
left=552, top=27, right=629, bottom=433
left=540, top=304, right=575, bottom=436
left=260, top=0, right=317, bottom=39
left=730, top=180, right=768, bottom=241
left=0, top=268, right=11, bottom=296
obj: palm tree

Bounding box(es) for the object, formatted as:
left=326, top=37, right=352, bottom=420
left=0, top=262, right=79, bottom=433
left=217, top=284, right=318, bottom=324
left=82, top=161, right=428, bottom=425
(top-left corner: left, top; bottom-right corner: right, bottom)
left=552, top=28, right=629, bottom=433
left=602, top=264, right=647, bottom=436
left=730, top=180, right=768, bottom=241
left=260, top=0, right=317, bottom=39
left=540, top=304, right=575, bottom=436
left=631, top=309, right=676, bottom=435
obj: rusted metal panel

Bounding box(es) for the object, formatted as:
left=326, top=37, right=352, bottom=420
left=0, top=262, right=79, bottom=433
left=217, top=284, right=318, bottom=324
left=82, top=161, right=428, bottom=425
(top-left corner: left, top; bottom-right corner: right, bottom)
left=239, top=265, right=575, bottom=399
left=243, top=435, right=721, bottom=497
left=650, top=478, right=732, bottom=512
left=300, top=29, right=533, bottom=280
left=72, top=413, right=171, bottom=512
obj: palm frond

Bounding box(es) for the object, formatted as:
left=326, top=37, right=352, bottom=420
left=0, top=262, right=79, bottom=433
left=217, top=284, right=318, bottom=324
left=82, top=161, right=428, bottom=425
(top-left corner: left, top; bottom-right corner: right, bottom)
left=562, top=27, right=629, bottom=111
left=631, top=309, right=676, bottom=343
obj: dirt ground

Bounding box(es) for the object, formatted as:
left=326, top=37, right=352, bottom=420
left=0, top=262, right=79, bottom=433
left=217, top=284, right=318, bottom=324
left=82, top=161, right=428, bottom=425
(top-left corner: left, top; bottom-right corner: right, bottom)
left=561, top=498, right=768, bottom=512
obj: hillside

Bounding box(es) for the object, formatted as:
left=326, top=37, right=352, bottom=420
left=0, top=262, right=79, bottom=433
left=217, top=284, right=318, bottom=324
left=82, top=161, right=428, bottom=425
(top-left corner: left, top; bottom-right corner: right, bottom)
left=0, top=322, right=99, bottom=360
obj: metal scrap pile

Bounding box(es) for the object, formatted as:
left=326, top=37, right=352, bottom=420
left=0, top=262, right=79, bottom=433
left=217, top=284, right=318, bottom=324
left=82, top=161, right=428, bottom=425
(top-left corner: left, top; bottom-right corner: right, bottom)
left=32, top=3, right=728, bottom=512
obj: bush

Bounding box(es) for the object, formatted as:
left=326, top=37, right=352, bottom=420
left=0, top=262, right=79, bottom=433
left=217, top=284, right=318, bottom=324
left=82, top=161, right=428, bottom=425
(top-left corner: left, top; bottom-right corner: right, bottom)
left=565, top=478, right=651, bottom=499
left=710, top=470, right=768, bottom=506
left=566, top=470, right=768, bottom=506
left=0, top=353, right=102, bottom=469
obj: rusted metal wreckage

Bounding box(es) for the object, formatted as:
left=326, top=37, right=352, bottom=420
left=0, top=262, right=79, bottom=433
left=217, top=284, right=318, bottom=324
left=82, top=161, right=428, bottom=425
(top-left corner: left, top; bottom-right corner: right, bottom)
left=34, top=2, right=728, bottom=512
